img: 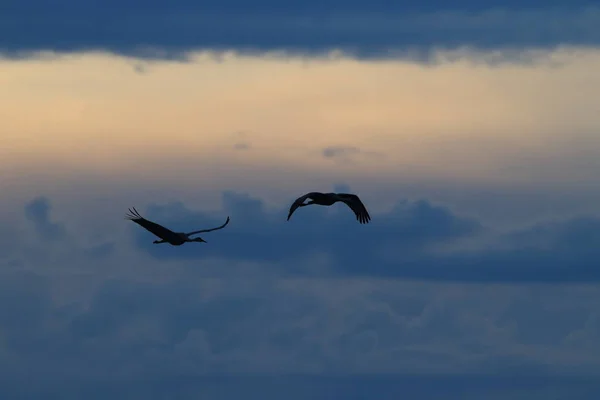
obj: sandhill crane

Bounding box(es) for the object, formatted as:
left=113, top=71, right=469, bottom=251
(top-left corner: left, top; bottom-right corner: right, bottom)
left=125, top=207, right=230, bottom=245
left=287, top=192, right=371, bottom=224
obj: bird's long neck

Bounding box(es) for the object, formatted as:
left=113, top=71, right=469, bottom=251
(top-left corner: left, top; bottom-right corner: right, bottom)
left=177, top=233, right=191, bottom=242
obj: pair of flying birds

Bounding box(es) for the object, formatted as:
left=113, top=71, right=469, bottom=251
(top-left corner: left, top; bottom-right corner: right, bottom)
left=127, top=191, right=371, bottom=246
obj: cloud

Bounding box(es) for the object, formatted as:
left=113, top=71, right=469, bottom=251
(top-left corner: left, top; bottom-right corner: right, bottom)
left=1, top=2, right=599, bottom=61
left=20, top=196, right=115, bottom=262
left=24, top=196, right=66, bottom=240
left=6, top=374, right=599, bottom=399
left=229, top=131, right=253, bottom=151
left=2, top=266, right=600, bottom=398
left=322, top=146, right=382, bottom=164
left=4, top=194, right=600, bottom=396
left=12, top=192, right=600, bottom=284
left=130, top=191, right=479, bottom=271
left=233, top=142, right=251, bottom=151
left=132, top=62, right=148, bottom=74
left=322, top=146, right=361, bottom=159
left=114, top=189, right=600, bottom=283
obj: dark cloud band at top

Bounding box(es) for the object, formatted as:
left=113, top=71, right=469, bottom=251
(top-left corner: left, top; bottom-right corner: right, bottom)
left=1, top=1, right=599, bottom=61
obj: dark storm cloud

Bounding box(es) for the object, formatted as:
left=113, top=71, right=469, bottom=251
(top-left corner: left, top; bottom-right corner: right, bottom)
left=1, top=1, right=599, bottom=60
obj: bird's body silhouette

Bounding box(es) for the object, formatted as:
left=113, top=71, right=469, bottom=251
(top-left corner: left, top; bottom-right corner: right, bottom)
left=287, top=192, right=371, bottom=224
left=125, top=207, right=230, bottom=245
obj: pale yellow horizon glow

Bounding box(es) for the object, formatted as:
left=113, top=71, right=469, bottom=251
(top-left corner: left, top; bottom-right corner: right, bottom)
left=2, top=47, right=600, bottom=190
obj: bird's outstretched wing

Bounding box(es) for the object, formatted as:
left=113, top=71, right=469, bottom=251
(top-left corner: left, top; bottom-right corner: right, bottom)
left=125, top=207, right=177, bottom=239
left=336, top=193, right=371, bottom=224
left=186, top=216, right=231, bottom=236
left=287, top=192, right=318, bottom=220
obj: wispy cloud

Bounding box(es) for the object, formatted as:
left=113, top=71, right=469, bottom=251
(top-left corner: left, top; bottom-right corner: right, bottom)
left=322, top=146, right=383, bottom=164
left=233, top=142, right=251, bottom=150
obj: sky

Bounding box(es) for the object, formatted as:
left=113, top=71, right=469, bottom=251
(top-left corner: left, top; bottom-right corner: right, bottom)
left=3, top=0, right=600, bottom=398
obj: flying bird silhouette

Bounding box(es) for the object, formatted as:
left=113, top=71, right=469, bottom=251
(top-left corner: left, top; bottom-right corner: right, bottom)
left=125, top=207, right=230, bottom=245
left=287, top=192, right=371, bottom=224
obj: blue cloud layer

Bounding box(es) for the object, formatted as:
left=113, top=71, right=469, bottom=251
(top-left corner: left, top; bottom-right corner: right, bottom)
left=1, top=1, right=599, bottom=60
left=123, top=190, right=600, bottom=283
left=4, top=193, right=600, bottom=397
left=1, top=266, right=600, bottom=398
left=5, top=373, right=600, bottom=399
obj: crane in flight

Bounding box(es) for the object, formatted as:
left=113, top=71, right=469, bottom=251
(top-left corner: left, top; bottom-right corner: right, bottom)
left=125, top=207, right=230, bottom=245
left=287, top=192, right=371, bottom=224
